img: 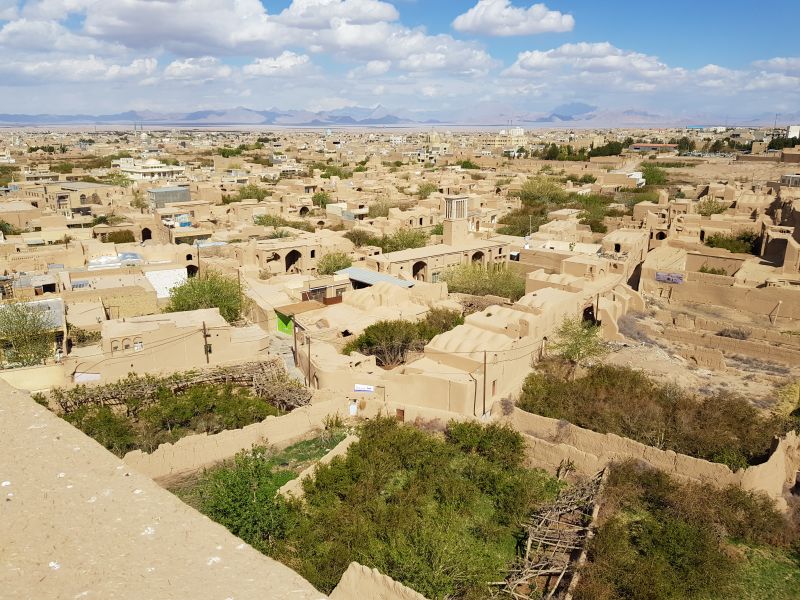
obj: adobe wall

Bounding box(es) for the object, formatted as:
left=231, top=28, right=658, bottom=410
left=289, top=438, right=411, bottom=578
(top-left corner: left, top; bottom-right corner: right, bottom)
left=505, top=407, right=800, bottom=508
left=643, top=278, right=800, bottom=321
left=662, top=327, right=800, bottom=364
left=0, top=363, right=66, bottom=392
left=329, top=562, right=429, bottom=600
left=123, top=393, right=476, bottom=482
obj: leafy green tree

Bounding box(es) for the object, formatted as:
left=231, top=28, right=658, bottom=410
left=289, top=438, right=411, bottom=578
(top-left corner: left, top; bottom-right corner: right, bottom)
left=130, top=189, right=149, bottom=212
left=549, top=317, right=606, bottom=365
left=104, top=172, right=132, bottom=188
left=705, top=232, right=759, bottom=255
left=417, top=182, right=438, bottom=199
left=431, top=223, right=444, bottom=235
left=0, top=301, right=54, bottom=366
left=64, top=406, right=137, bottom=456
left=312, top=191, right=331, bottom=208
left=165, top=270, right=246, bottom=323
left=343, top=320, right=422, bottom=366
left=317, top=252, right=352, bottom=275
left=641, top=163, right=668, bottom=185
left=236, top=184, right=271, bottom=201
left=0, top=219, right=20, bottom=236
left=696, top=198, right=727, bottom=217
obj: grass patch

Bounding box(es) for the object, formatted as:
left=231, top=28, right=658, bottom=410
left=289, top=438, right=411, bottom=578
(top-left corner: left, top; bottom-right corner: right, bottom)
left=734, top=545, right=800, bottom=599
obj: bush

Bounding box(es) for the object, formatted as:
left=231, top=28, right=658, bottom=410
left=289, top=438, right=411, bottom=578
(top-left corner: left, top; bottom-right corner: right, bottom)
left=705, top=232, right=759, bottom=255
left=575, top=460, right=794, bottom=600
left=312, top=191, right=331, bottom=207
left=63, top=383, right=284, bottom=456
left=549, top=317, right=607, bottom=365
left=514, top=176, right=568, bottom=206
left=317, top=252, right=352, bottom=275
left=417, top=182, right=438, bottom=199
left=165, top=269, right=246, bottom=323
left=343, top=228, right=428, bottom=253
left=442, top=263, right=526, bottom=301
left=699, top=264, right=727, bottom=275
left=456, top=159, right=480, bottom=169
left=191, top=417, right=560, bottom=598
left=431, top=223, right=443, bottom=235
left=696, top=198, right=727, bottom=216
left=518, top=364, right=789, bottom=467
left=103, top=229, right=136, bottom=244
left=253, top=214, right=315, bottom=232
left=343, top=308, right=463, bottom=366
left=641, top=164, right=668, bottom=185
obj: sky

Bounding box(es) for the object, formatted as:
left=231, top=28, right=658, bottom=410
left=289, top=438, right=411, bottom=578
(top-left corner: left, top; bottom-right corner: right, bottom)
left=0, top=0, right=798, bottom=119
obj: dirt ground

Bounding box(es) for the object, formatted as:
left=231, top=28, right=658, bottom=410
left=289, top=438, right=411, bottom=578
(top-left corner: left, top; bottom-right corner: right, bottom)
left=656, top=157, right=789, bottom=187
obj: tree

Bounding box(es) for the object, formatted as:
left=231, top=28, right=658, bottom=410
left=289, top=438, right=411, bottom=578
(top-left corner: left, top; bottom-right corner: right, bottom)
left=236, top=184, right=270, bottom=201
left=130, top=190, right=149, bottom=212
left=317, top=252, right=352, bottom=275
left=696, top=198, right=727, bottom=217
left=104, top=172, right=132, bottom=188
left=343, top=320, right=422, bottom=367
left=165, top=270, right=246, bottom=323
left=0, top=301, right=54, bottom=366
left=312, top=191, right=331, bottom=208
left=516, top=176, right=568, bottom=206
left=641, top=164, right=667, bottom=185
left=0, top=219, right=20, bottom=236
left=549, top=317, right=607, bottom=365
left=417, top=182, right=437, bottom=199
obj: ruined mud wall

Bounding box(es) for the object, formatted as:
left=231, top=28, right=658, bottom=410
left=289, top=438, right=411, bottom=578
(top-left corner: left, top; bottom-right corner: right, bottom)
left=506, top=408, right=800, bottom=506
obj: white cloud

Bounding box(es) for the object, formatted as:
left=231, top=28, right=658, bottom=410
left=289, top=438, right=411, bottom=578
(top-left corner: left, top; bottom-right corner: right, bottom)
left=0, top=0, right=19, bottom=20
left=452, top=1, right=573, bottom=36
left=243, top=51, right=311, bottom=77
left=0, top=18, right=121, bottom=53
left=347, top=59, right=391, bottom=79
left=163, top=56, right=231, bottom=81
left=0, top=54, right=156, bottom=82
left=275, top=0, right=398, bottom=28
left=752, top=56, right=800, bottom=76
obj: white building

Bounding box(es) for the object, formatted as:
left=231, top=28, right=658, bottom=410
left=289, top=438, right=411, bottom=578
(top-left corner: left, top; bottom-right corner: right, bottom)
left=788, top=125, right=800, bottom=140
left=113, top=158, right=185, bottom=181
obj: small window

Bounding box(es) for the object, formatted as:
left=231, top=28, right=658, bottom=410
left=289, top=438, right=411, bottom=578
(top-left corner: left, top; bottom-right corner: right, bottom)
left=395, top=408, right=405, bottom=422
left=311, top=250, right=316, bottom=258
left=111, top=341, right=120, bottom=352
left=614, top=243, right=621, bottom=253
left=205, top=344, right=213, bottom=354
left=492, top=380, right=497, bottom=396
left=431, top=272, right=440, bottom=283
left=133, top=340, right=143, bottom=352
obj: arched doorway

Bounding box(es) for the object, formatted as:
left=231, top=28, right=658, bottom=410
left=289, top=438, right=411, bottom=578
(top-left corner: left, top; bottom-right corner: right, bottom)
left=186, top=265, right=198, bottom=278
left=285, top=249, right=302, bottom=273
left=299, top=206, right=309, bottom=217
left=412, top=260, right=427, bottom=281
left=471, top=251, right=484, bottom=263
left=141, top=227, right=152, bottom=241
left=655, top=231, right=667, bottom=240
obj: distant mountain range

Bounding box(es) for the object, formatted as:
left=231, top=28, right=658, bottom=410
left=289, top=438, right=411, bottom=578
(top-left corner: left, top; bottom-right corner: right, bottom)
left=0, top=104, right=796, bottom=128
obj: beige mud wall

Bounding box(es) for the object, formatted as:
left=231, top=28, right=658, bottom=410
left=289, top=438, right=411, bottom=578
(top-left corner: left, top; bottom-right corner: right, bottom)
left=0, top=382, right=325, bottom=600
left=505, top=407, right=800, bottom=506
left=330, top=563, right=430, bottom=600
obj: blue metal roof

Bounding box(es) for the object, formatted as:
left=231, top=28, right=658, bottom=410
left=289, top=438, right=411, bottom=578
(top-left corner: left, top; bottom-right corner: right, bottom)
left=336, top=266, right=414, bottom=288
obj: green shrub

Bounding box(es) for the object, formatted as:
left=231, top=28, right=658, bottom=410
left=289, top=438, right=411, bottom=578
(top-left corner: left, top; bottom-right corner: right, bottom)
left=705, top=232, right=759, bottom=255
left=442, top=263, right=526, bottom=301
left=575, top=460, right=795, bottom=600
left=518, top=364, right=788, bottom=467
left=191, top=417, right=559, bottom=598
left=417, top=182, right=438, bottom=199
left=103, top=229, right=136, bottom=244
left=312, top=191, right=331, bottom=207
left=165, top=269, right=246, bottom=323
left=696, top=198, right=727, bottom=216
left=431, top=223, right=444, bottom=235
left=317, top=252, right=352, bottom=275
left=641, top=164, right=668, bottom=185
left=343, top=308, right=463, bottom=366
left=64, top=405, right=137, bottom=456
left=343, top=228, right=428, bottom=253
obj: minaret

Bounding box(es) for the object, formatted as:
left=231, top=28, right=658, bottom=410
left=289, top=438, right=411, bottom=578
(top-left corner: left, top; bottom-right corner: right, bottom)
left=443, top=196, right=469, bottom=246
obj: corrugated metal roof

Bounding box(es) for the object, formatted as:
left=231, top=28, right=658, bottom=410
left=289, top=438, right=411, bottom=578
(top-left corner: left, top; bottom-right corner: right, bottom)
left=336, top=266, right=414, bottom=288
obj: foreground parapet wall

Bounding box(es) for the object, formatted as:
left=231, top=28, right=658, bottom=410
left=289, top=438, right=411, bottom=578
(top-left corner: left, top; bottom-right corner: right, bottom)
left=0, top=382, right=326, bottom=600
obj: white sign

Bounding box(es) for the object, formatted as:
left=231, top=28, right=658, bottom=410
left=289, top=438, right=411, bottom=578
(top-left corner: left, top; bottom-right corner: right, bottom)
left=354, top=384, right=375, bottom=393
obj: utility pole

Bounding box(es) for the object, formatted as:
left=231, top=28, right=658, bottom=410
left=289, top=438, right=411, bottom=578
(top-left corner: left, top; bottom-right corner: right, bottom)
left=482, top=350, right=487, bottom=416
left=202, top=321, right=210, bottom=363
left=306, top=333, right=312, bottom=387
